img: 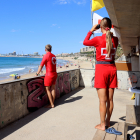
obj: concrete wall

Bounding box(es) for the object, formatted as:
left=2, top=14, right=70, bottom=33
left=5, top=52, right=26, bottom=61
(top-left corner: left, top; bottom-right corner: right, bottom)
left=80, top=69, right=95, bottom=87
left=79, top=69, right=140, bottom=90
left=117, top=71, right=140, bottom=90
left=0, top=69, right=79, bottom=128
left=131, top=56, right=139, bottom=71
left=116, top=54, right=131, bottom=62
left=1, top=68, right=140, bottom=129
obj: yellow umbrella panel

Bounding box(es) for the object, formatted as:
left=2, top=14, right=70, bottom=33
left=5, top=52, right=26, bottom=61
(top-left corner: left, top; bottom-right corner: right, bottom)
left=10, top=74, right=18, bottom=77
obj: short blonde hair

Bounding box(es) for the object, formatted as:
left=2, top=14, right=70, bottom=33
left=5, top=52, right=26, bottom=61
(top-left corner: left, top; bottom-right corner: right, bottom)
left=45, top=44, right=52, bottom=52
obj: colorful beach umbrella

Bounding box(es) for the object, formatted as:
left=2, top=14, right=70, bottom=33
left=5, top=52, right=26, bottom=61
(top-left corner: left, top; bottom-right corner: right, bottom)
left=9, top=74, right=18, bottom=77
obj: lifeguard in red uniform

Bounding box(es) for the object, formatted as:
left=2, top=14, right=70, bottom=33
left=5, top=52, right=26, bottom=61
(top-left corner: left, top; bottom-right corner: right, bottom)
left=36, top=44, right=57, bottom=108
left=83, top=17, right=118, bottom=131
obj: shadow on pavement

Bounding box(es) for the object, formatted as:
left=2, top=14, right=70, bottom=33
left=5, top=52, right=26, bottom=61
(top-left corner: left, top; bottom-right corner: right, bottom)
left=127, top=126, right=140, bottom=140
left=136, top=130, right=140, bottom=140
left=110, top=121, right=118, bottom=127
left=0, top=87, right=84, bottom=139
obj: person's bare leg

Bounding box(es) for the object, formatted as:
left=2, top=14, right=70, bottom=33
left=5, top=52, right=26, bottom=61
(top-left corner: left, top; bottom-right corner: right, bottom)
left=45, top=86, right=54, bottom=108
left=95, top=88, right=107, bottom=131
left=106, top=88, right=114, bottom=127
left=106, top=88, right=110, bottom=127
left=51, top=84, right=56, bottom=103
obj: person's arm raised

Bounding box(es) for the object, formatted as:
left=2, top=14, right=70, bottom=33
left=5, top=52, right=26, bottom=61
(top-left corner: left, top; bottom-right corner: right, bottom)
left=83, top=24, right=99, bottom=47
left=90, top=24, right=99, bottom=32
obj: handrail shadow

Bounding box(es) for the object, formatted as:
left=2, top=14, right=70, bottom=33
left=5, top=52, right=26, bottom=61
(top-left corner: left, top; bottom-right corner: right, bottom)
left=110, top=121, right=118, bottom=126
left=0, top=87, right=84, bottom=139
left=105, top=121, right=119, bottom=129
left=127, top=126, right=140, bottom=139
left=136, top=130, right=140, bottom=140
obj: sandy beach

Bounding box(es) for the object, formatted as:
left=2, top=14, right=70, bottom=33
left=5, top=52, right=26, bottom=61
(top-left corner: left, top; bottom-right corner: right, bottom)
left=0, top=57, right=94, bottom=84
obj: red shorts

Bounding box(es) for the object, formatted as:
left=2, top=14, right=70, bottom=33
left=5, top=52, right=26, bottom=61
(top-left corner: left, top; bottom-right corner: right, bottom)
left=44, top=74, right=57, bottom=87
left=94, top=64, right=117, bottom=88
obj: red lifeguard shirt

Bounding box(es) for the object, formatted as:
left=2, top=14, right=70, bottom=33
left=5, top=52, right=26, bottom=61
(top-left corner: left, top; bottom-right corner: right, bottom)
left=40, top=52, right=57, bottom=76
left=83, top=31, right=118, bottom=62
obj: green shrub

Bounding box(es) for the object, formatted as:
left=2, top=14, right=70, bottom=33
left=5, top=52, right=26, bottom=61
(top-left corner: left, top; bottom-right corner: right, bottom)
left=74, top=57, right=78, bottom=60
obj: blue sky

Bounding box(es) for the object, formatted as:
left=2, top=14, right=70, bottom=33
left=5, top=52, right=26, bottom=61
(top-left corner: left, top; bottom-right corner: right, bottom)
left=0, top=0, right=109, bottom=55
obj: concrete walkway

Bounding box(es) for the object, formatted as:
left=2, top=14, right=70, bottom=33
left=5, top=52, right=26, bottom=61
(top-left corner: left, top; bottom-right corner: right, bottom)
left=0, top=87, right=139, bottom=140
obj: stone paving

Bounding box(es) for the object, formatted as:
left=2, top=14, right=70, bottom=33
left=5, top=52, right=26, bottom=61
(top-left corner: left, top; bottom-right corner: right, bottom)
left=0, top=87, right=139, bottom=140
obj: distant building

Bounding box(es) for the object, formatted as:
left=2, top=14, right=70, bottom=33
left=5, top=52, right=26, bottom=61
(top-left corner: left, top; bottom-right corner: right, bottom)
left=28, top=54, right=32, bottom=56
left=56, top=54, right=61, bottom=57
left=24, top=54, right=29, bottom=56
left=9, top=51, right=16, bottom=55
left=80, top=46, right=95, bottom=52
left=74, top=52, right=80, bottom=56
left=0, top=54, right=6, bottom=56
left=13, top=51, right=16, bottom=55
left=62, top=53, right=69, bottom=56
left=34, top=52, right=38, bottom=56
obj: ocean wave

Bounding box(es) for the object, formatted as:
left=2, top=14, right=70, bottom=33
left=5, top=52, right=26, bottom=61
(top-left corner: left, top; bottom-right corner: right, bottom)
left=26, top=66, right=38, bottom=69
left=0, top=67, right=25, bottom=74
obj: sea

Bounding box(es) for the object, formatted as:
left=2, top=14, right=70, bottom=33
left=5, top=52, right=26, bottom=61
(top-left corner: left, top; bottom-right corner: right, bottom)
left=0, top=57, right=69, bottom=81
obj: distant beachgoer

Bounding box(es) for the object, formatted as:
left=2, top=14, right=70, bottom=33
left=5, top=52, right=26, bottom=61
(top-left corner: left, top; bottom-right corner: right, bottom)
left=14, top=75, right=17, bottom=79
left=36, top=44, right=57, bottom=108
left=29, top=69, right=32, bottom=73
left=17, top=75, right=21, bottom=79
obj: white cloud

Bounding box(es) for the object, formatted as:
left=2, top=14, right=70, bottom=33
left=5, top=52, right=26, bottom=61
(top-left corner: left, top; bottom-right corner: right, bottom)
left=11, top=29, right=16, bottom=32
left=73, top=0, right=87, bottom=5
left=56, top=0, right=69, bottom=4
left=51, top=24, right=57, bottom=27
left=51, top=24, right=61, bottom=28
left=29, top=31, right=34, bottom=33
left=11, top=29, right=21, bottom=32
left=79, top=41, right=83, bottom=43
left=55, top=0, right=86, bottom=5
